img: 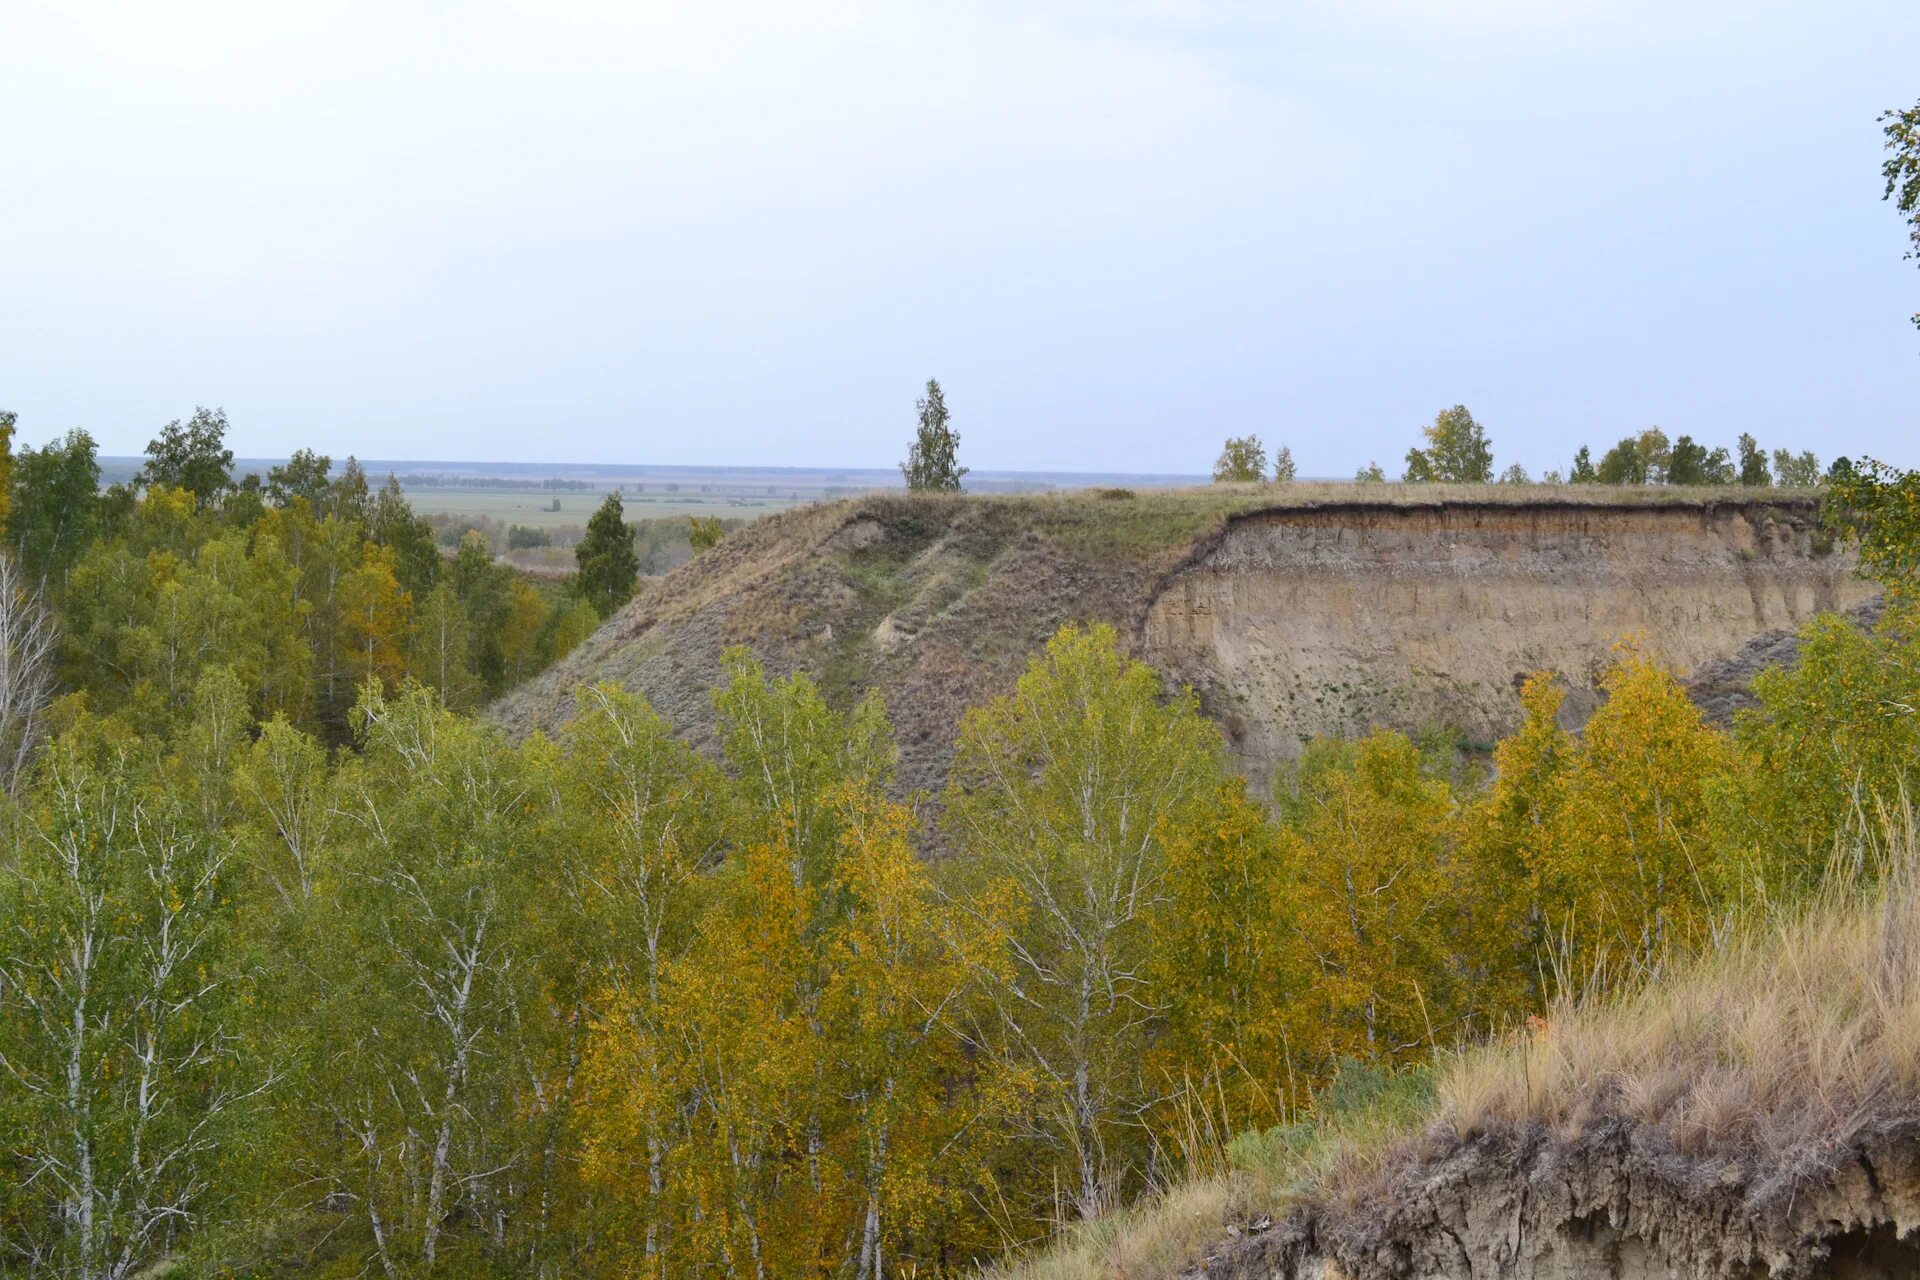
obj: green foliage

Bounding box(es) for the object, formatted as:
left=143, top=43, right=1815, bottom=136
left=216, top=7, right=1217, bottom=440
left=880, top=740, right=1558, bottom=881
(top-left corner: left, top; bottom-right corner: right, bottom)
left=901, top=377, right=967, bottom=492
left=0, top=409, right=14, bottom=538
left=10, top=429, right=101, bottom=583
left=2, top=404, right=1915, bottom=1279
left=449, top=531, right=531, bottom=696
left=1665, top=435, right=1706, bottom=485
left=1880, top=98, right=1920, bottom=331
left=1738, top=433, right=1772, bottom=486
left=943, top=623, right=1228, bottom=1216
left=0, top=719, right=266, bottom=1275
left=1595, top=429, right=1670, bottom=484
left=1569, top=444, right=1597, bottom=484
left=575, top=490, right=639, bottom=617
left=410, top=582, right=479, bottom=708
left=713, top=647, right=892, bottom=875
left=1213, top=434, right=1268, bottom=483
left=328, top=455, right=372, bottom=525
left=1704, top=444, right=1736, bottom=484
left=540, top=595, right=600, bottom=664
left=1499, top=462, right=1530, bottom=484
left=688, top=513, right=725, bottom=552
left=369, top=472, right=440, bottom=597
left=1151, top=780, right=1309, bottom=1130
left=288, top=684, right=562, bottom=1273
left=1665, top=435, right=1733, bottom=485
left=1277, top=732, right=1463, bottom=1058
left=1773, top=447, right=1822, bottom=487
left=1224, top=1059, right=1434, bottom=1188
left=140, top=406, right=235, bottom=504
left=1403, top=405, right=1493, bottom=483
left=268, top=448, right=332, bottom=507
left=1, top=431, right=576, bottom=745
left=1355, top=461, right=1386, bottom=484
left=1826, top=457, right=1920, bottom=592
left=1272, top=444, right=1298, bottom=483
left=507, top=523, right=551, bottom=550
left=1733, top=603, right=1920, bottom=888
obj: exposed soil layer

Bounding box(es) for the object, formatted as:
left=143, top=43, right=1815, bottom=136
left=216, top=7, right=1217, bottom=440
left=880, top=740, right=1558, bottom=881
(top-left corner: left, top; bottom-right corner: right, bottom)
left=1190, top=1119, right=1920, bottom=1280
left=1145, top=501, right=1876, bottom=778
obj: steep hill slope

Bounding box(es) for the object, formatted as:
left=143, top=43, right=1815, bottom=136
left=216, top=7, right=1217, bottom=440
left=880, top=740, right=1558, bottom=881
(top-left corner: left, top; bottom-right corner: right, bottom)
left=491, top=486, right=1871, bottom=793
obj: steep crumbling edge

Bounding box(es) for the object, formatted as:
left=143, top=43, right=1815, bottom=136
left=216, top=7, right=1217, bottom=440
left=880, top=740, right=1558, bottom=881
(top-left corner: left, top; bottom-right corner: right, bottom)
left=1190, top=1118, right=1920, bottom=1280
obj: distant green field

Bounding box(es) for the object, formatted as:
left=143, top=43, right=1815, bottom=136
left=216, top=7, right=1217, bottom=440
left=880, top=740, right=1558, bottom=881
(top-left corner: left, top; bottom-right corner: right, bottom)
left=401, top=487, right=809, bottom=529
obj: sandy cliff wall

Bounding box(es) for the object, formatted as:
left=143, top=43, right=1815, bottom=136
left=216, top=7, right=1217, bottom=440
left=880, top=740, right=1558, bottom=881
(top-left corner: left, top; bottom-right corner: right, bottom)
left=1143, top=501, right=1877, bottom=779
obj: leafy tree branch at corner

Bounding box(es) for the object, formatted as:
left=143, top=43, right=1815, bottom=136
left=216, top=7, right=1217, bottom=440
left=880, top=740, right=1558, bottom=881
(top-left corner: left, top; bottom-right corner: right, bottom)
left=1881, top=97, right=1920, bottom=331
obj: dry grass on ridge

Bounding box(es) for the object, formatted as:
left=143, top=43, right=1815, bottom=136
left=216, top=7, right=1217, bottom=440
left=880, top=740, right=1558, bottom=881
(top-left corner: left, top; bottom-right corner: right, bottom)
left=1436, top=810, right=1920, bottom=1201
left=987, top=810, right=1920, bottom=1280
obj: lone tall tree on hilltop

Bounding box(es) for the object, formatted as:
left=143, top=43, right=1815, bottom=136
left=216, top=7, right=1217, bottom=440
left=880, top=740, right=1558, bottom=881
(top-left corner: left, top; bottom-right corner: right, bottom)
left=901, top=378, right=966, bottom=492
left=576, top=491, right=639, bottom=617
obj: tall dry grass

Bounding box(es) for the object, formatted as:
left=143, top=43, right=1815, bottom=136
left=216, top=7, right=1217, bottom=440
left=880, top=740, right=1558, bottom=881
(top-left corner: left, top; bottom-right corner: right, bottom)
left=1440, top=805, right=1920, bottom=1186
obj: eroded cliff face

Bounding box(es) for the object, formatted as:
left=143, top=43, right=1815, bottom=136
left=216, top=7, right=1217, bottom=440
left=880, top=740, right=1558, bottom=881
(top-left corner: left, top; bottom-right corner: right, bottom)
left=1191, top=1119, right=1920, bottom=1280
left=1144, top=501, right=1876, bottom=779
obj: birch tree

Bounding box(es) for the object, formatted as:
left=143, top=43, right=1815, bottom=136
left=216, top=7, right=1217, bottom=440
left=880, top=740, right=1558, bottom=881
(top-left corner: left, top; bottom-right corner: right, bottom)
left=1148, top=780, right=1312, bottom=1133
left=1277, top=732, right=1459, bottom=1064
left=552, top=684, right=723, bottom=1272
left=818, top=789, right=971, bottom=1280
left=1535, top=650, right=1737, bottom=976
left=942, top=623, right=1224, bottom=1218
left=0, top=552, right=57, bottom=795
left=0, top=723, right=265, bottom=1278
left=289, top=683, right=559, bottom=1274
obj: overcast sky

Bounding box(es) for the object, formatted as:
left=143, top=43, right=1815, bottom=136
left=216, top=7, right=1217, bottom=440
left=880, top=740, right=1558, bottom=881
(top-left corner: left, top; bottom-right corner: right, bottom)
left=3, top=2, right=1917, bottom=475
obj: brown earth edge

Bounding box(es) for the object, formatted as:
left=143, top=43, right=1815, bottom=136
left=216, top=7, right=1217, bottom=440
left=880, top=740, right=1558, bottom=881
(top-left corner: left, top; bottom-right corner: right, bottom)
left=1190, top=1117, right=1920, bottom=1280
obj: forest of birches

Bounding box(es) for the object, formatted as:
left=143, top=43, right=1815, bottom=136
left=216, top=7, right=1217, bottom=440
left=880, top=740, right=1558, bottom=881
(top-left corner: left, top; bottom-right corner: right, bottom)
left=0, top=403, right=1917, bottom=1280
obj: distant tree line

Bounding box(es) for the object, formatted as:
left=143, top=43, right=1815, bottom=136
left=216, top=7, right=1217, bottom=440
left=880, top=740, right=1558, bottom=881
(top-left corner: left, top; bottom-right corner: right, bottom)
left=1212, top=405, right=1844, bottom=489
left=395, top=472, right=596, bottom=490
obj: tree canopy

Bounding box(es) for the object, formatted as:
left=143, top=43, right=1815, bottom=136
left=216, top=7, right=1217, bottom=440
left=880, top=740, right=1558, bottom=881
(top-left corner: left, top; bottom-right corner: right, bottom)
left=140, top=406, right=235, bottom=504
left=1212, top=434, right=1268, bottom=483
left=575, top=490, right=640, bottom=617
left=1403, top=405, right=1494, bottom=483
